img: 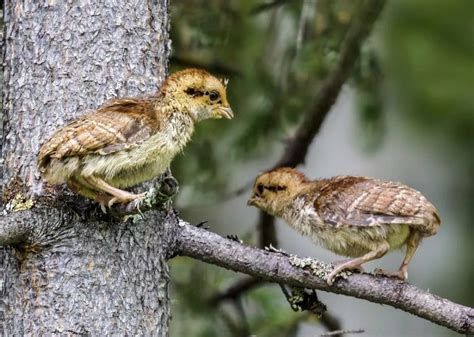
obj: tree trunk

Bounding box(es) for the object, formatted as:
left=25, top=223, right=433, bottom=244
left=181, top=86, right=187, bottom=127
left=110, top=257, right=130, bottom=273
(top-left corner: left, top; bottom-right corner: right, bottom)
left=0, top=1, right=174, bottom=335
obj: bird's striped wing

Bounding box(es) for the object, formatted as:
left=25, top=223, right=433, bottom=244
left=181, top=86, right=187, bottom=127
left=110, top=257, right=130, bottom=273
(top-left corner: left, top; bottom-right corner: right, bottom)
left=314, top=176, right=435, bottom=228
left=38, top=97, right=160, bottom=169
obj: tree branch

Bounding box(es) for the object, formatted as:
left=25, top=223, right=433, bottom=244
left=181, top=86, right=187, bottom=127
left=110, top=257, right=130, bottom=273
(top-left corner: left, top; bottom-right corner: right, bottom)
left=275, top=0, right=385, bottom=168
left=175, top=222, right=474, bottom=335
left=209, top=276, right=263, bottom=305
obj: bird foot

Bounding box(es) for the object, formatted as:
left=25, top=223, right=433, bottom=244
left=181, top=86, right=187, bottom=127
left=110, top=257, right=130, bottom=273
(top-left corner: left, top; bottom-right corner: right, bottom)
left=326, top=261, right=364, bottom=286
left=333, top=260, right=365, bottom=273
left=374, top=268, right=407, bottom=281
left=326, top=270, right=341, bottom=286
left=107, top=192, right=147, bottom=208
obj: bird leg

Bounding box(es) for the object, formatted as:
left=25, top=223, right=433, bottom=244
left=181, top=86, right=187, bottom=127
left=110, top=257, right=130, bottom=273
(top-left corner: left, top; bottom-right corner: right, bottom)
left=332, top=258, right=365, bottom=273
left=67, top=176, right=116, bottom=213
left=82, top=175, right=146, bottom=208
left=327, top=242, right=389, bottom=285
left=374, top=231, right=422, bottom=280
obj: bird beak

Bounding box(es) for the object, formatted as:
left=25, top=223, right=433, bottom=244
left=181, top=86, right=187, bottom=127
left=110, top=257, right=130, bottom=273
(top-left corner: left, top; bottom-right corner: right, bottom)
left=247, top=197, right=257, bottom=207
left=216, top=106, right=234, bottom=119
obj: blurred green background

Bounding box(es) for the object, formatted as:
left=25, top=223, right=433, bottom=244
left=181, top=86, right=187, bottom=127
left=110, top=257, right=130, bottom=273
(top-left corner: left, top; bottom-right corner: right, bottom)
left=168, top=0, right=473, bottom=336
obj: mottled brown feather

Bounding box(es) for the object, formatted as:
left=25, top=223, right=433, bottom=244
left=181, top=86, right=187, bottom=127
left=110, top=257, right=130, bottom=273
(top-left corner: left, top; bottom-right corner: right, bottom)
left=37, top=97, right=161, bottom=170
left=249, top=167, right=441, bottom=283
left=313, top=176, right=439, bottom=234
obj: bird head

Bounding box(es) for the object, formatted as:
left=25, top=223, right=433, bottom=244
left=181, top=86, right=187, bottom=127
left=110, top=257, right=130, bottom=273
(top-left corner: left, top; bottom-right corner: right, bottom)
left=248, top=167, right=310, bottom=215
left=161, top=68, right=233, bottom=122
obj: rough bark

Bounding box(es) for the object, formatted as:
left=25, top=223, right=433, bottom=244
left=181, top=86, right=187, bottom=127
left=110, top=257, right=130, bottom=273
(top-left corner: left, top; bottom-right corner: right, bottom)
left=177, top=222, right=474, bottom=335
left=0, top=1, right=173, bottom=336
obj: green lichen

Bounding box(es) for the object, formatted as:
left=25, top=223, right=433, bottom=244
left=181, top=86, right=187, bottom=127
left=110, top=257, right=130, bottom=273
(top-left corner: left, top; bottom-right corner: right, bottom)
left=124, top=213, right=144, bottom=224
left=289, top=255, right=352, bottom=283
left=8, top=193, right=34, bottom=213
left=288, top=287, right=305, bottom=310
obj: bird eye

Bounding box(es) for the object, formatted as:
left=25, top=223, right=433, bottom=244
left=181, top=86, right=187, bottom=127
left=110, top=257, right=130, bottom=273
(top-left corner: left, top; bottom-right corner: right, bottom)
left=209, top=90, right=220, bottom=102
left=257, top=184, right=264, bottom=195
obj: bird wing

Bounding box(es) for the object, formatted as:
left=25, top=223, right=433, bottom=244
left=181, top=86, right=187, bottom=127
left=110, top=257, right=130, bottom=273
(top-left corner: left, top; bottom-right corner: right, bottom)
left=314, top=176, right=433, bottom=228
left=38, top=97, right=160, bottom=169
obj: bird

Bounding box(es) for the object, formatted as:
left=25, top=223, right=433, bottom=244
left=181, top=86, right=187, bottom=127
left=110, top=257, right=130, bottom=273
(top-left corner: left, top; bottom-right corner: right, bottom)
left=247, top=167, right=440, bottom=285
left=38, top=68, right=233, bottom=210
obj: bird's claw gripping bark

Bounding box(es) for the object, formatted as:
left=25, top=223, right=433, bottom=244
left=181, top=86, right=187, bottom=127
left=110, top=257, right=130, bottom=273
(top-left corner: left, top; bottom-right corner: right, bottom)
left=326, top=261, right=363, bottom=286
left=374, top=268, right=407, bottom=281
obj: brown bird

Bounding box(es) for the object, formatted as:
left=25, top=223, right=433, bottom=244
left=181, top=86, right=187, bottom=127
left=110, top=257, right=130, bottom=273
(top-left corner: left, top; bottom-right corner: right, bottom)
left=38, top=69, right=233, bottom=210
left=248, top=168, right=440, bottom=285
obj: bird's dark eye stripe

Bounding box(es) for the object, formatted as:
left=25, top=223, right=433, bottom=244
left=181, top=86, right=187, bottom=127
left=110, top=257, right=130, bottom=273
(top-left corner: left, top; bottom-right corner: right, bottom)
left=264, top=185, right=287, bottom=192
left=184, top=87, right=203, bottom=97
left=256, top=184, right=286, bottom=194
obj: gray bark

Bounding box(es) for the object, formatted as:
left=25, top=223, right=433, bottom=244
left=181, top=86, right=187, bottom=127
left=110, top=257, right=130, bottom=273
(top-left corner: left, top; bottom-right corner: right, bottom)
left=1, top=1, right=174, bottom=336
left=177, top=222, right=474, bottom=335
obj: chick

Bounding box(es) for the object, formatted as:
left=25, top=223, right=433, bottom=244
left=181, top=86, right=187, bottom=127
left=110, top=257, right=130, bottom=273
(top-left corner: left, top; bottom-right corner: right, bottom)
left=248, top=168, right=440, bottom=285
left=38, top=69, right=233, bottom=209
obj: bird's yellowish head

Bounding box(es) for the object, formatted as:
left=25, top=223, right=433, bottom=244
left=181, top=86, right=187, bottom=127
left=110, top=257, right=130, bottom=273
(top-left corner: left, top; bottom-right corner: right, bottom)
left=161, top=69, right=233, bottom=121
left=248, top=167, right=309, bottom=215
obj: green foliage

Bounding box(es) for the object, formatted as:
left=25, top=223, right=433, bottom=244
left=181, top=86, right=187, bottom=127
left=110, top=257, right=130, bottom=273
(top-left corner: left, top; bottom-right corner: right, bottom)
left=379, top=0, right=474, bottom=146
left=169, top=1, right=474, bottom=334
left=171, top=0, right=364, bottom=193
left=352, top=44, right=385, bottom=152
left=170, top=258, right=311, bottom=337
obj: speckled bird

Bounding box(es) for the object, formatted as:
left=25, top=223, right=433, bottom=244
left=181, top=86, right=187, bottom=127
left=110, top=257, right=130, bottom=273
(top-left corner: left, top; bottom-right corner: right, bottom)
left=248, top=168, right=440, bottom=285
left=38, top=69, right=233, bottom=210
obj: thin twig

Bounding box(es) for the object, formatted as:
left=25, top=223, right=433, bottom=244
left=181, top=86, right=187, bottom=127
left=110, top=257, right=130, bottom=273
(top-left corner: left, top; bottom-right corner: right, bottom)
left=319, top=313, right=343, bottom=337
left=209, top=277, right=263, bottom=305
left=320, top=329, right=365, bottom=337
left=233, top=298, right=252, bottom=337
left=250, top=0, right=294, bottom=15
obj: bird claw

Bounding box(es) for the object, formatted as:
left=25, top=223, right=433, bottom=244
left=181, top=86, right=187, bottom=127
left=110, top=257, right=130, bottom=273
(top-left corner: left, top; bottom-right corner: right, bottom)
left=99, top=202, right=108, bottom=214
left=374, top=268, right=407, bottom=281
left=326, top=261, right=363, bottom=286
left=325, top=272, right=338, bottom=286
left=99, top=193, right=147, bottom=214
left=108, top=197, right=118, bottom=208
